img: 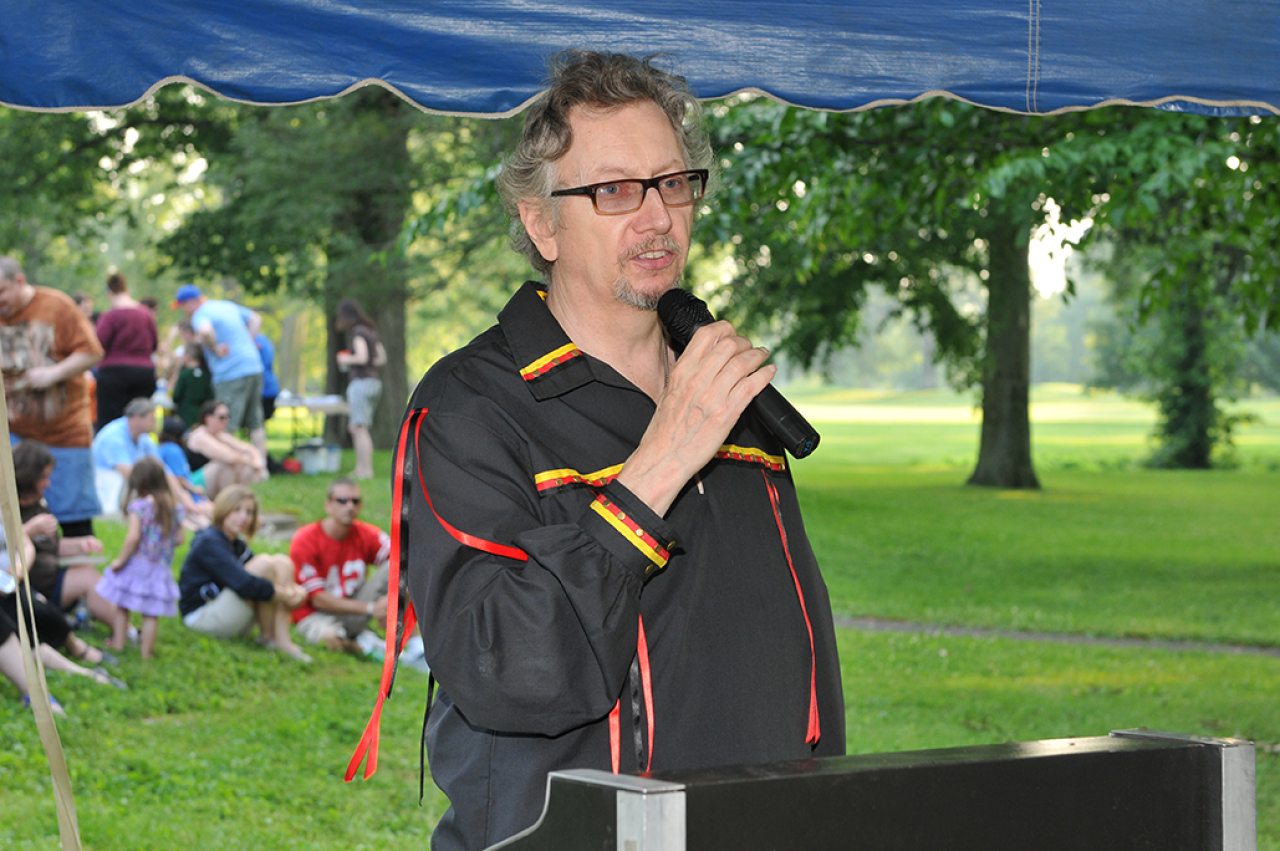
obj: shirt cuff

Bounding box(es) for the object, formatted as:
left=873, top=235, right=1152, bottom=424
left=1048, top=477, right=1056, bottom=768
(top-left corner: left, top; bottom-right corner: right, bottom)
left=579, top=481, right=679, bottom=580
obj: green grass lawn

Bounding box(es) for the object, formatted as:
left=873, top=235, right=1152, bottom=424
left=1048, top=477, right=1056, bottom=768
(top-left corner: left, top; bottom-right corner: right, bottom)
left=5, top=386, right=1279, bottom=849
left=800, top=466, right=1280, bottom=643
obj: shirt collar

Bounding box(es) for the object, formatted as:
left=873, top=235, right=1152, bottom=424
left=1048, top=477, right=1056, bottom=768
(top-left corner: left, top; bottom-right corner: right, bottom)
left=498, top=281, right=596, bottom=400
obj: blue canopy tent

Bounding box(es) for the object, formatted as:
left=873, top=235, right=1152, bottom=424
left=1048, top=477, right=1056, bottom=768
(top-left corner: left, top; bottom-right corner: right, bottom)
left=3, top=1, right=1279, bottom=117
left=3, top=4, right=1277, bottom=849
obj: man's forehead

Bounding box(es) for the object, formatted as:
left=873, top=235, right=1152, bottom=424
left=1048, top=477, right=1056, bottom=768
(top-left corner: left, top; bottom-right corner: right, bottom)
left=329, top=485, right=361, bottom=500
left=561, top=102, right=684, bottom=182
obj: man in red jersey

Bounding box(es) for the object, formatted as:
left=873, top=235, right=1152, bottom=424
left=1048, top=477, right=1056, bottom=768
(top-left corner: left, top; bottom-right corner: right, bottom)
left=289, top=478, right=390, bottom=653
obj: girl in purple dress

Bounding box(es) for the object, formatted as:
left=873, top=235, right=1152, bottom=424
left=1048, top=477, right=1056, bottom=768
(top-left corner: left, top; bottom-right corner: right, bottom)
left=97, top=457, right=184, bottom=658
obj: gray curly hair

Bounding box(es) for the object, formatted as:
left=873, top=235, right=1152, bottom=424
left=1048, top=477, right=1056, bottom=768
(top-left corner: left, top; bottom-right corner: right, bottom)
left=0, top=255, right=23, bottom=283
left=497, top=51, right=715, bottom=278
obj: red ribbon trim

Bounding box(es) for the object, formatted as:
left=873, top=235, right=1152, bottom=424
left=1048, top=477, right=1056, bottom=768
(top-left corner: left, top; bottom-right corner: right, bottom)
left=608, top=703, right=621, bottom=774
left=637, top=614, right=654, bottom=771
left=412, top=411, right=530, bottom=563
left=762, top=471, right=821, bottom=745
left=350, top=407, right=658, bottom=784
left=346, top=412, right=420, bottom=781
left=608, top=613, right=654, bottom=774
left=347, top=408, right=531, bottom=783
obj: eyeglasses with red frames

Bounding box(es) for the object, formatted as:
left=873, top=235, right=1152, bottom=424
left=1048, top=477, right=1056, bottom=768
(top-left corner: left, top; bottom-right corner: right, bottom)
left=550, top=169, right=709, bottom=215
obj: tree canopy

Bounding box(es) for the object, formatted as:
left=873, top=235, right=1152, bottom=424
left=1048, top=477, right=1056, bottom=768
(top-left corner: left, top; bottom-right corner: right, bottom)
left=698, top=98, right=1279, bottom=480
left=6, top=87, right=1276, bottom=471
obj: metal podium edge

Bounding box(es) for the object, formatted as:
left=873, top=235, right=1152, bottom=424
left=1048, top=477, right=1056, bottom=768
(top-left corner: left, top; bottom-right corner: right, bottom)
left=1112, top=729, right=1257, bottom=851
left=485, top=770, right=688, bottom=851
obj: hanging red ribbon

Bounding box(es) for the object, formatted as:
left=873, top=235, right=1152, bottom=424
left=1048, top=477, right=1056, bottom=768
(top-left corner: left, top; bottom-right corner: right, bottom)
left=607, top=613, right=654, bottom=774
left=346, top=412, right=421, bottom=781
left=762, top=471, right=821, bottom=744
left=349, top=408, right=654, bottom=782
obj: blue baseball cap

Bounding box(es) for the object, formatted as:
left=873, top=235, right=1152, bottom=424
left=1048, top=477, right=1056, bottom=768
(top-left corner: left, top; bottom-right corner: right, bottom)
left=171, top=284, right=202, bottom=308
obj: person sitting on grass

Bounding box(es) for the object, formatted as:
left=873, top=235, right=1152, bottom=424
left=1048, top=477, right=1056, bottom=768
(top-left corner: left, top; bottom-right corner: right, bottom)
left=288, top=478, right=390, bottom=655
left=0, top=606, right=128, bottom=704
left=91, top=397, right=211, bottom=527
left=0, top=585, right=119, bottom=670
left=2, top=524, right=127, bottom=697
left=0, top=604, right=70, bottom=714
left=155, top=415, right=213, bottom=526
left=184, top=399, right=266, bottom=500
left=12, top=440, right=118, bottom=627
left=178, top=485, right=311, bottom=662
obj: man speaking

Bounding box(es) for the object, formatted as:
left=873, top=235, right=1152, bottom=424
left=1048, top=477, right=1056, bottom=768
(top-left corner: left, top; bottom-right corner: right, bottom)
left=404, top=50, right=845, bottom=851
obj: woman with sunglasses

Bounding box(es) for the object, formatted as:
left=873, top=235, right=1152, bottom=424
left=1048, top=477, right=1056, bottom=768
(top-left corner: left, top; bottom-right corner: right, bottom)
left=185, top=399, right=266, bottom=500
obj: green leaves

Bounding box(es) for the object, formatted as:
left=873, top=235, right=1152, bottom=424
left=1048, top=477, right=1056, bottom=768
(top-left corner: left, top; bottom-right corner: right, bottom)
left=703, top=98, right=1048, bottom=378
left=701, top=98, right=1278, bottom=376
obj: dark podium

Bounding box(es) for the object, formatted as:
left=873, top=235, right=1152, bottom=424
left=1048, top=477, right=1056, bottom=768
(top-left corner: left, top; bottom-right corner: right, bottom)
left=488, top=730, right=1255, bottom=851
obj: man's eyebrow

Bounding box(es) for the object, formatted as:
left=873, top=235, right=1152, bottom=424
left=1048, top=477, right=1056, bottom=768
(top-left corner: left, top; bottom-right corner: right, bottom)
left=576, top=160, right=686, bottom=183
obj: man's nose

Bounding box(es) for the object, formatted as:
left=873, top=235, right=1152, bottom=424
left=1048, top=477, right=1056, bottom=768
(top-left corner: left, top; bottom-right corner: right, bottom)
left=633, top=184, right=673, bottom=230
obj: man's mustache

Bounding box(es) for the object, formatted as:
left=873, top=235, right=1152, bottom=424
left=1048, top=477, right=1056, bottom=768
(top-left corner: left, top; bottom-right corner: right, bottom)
left=621, top=236, right=683, bottom=263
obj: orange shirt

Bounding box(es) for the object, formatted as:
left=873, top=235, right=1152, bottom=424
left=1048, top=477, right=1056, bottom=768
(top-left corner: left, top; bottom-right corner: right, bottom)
left=0, top=287, right=103, bottom=447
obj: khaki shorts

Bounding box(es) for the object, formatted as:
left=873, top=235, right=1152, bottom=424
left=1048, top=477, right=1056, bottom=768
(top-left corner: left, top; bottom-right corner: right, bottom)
left=216, top=373, right=265, bottom=432
left=295, top=611, right=349, bottom=644
left=295, top=562, right=390, bottom=644
left=183, top=588, right=257, bottom=638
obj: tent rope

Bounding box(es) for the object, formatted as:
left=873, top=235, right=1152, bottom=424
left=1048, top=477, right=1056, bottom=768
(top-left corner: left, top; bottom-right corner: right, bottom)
left=1, top=379, right=83, bottom=851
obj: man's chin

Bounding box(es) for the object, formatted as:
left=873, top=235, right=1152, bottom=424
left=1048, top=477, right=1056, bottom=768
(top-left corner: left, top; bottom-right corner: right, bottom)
left=614, top=277, right=682, bottom=312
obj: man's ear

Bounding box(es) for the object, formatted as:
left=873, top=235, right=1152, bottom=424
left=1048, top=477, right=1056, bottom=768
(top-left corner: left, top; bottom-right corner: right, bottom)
left=518, top=199, right=558, bottom=264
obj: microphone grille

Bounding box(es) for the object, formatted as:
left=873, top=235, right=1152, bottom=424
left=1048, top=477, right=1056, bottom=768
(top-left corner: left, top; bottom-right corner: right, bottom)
left=657, top=288, right=714, bottom=351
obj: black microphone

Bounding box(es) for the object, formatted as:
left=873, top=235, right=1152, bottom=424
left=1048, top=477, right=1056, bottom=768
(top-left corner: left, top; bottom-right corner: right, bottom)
left=656, top=288, right=820, bottom=459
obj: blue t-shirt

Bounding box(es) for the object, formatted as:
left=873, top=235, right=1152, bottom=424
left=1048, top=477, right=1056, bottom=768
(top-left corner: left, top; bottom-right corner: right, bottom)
left=256, top=333, right=280, bottom=399
left=91, top=416, right=159, bottom=470
left=192, top=300, right=263, bottom=384
left=157, top=441, right=193, bottom=481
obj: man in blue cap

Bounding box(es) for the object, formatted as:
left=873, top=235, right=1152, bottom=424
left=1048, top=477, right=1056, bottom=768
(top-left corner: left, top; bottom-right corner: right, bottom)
left=172, top=285, right=268, bottom=461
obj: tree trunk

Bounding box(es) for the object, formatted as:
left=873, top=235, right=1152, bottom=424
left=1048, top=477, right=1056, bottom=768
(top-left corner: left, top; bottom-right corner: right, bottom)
left=323, top=288, right=346, bottom=447
left=1151, top=275, right=1214, bottom=468
left=368, top=285, right=407, bottom=450
left=968, top=219, right=1040, bottom=489
left=318, top=88, right=413, bottom=451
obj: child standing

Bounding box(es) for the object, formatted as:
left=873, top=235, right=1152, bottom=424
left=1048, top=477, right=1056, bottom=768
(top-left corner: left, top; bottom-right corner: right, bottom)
left=96, top=457, right=185, bottom=658
left=170, top=336, right=215, bottom=432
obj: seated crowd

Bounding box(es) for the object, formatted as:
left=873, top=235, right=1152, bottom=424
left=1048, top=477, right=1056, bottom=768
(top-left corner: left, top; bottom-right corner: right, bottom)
left=4, top=410, right=425, bottom=713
